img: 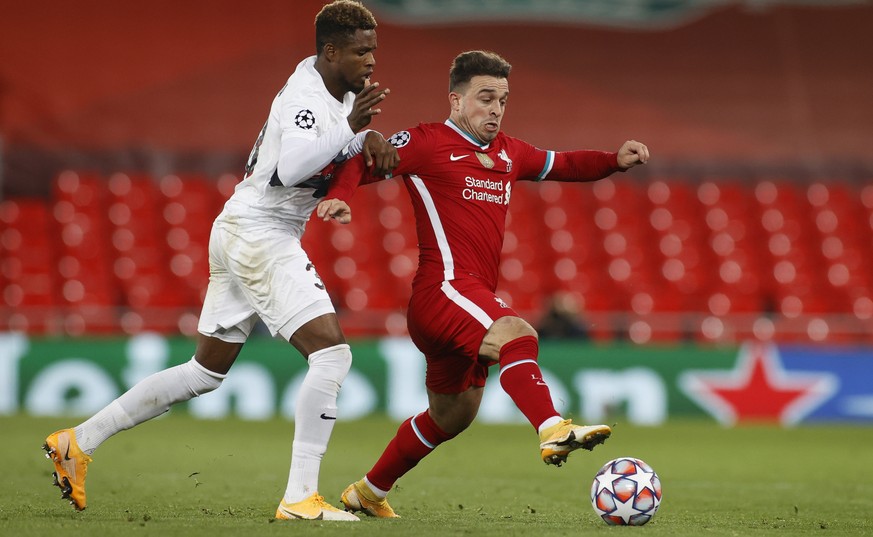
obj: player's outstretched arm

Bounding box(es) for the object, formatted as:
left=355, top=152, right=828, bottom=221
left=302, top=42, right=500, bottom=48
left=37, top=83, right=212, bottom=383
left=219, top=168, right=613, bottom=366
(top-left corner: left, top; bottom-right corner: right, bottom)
left=316, top=198, right=352, bottom=224
left=617, top=140, right=649, bottom=169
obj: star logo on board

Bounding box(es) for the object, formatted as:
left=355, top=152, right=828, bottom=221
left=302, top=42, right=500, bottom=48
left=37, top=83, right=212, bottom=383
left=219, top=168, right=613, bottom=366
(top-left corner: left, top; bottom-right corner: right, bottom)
left=678, top=342, right=838, bottom=426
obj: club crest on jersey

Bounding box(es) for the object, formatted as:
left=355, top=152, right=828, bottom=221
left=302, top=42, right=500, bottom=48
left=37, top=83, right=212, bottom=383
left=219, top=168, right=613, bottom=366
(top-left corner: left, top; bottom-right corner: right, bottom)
left=294, top=109, right=316, bottom=130
left=494, top=296, right=509, bottom=308
left=476, top=152, right=494, bottom=169
left=498, top=149, right=513, bottom=172
left=388, top=130, right=411, bottom=148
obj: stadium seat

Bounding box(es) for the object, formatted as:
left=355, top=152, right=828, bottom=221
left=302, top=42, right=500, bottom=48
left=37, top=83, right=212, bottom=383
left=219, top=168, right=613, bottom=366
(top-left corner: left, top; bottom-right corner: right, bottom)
left=0, top=198, right=61, bottom=332
left=53, top=171, right=107, bottom=213
left=7, top=170, right=873, bottom=341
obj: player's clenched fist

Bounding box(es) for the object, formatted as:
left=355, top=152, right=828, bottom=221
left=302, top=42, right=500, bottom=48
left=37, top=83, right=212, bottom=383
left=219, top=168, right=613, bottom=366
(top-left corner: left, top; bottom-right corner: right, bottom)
left=362, top=131, right=400, bottom=177
left=616, top=140, right=649, bottom=169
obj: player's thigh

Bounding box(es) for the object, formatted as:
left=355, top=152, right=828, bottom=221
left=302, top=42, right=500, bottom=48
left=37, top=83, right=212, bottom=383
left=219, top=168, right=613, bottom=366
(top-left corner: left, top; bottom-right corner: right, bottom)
left=425, top=351, right=489, bottom=394
left=197, top=226, right=260, bottom=344
left=222, top=228, right=337, bottom=340
left=194, top=333, right=245, bottom=375
left=289, top=313, right=346, bottom=357
left=408, top=278, right=519, bottom=361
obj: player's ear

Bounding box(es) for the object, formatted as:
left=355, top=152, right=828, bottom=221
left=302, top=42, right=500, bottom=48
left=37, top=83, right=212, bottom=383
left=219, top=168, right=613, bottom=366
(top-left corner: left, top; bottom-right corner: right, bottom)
left=448, top=92, right=461, bottom=112
left=322, top=42, right=338, bottom=62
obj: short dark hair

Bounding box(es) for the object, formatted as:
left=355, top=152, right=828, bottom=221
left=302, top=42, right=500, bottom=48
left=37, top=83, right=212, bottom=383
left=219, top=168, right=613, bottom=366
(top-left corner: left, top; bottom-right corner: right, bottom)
left=315, top=1, right=377, bottom=54
left=449, top=51, right=512, bottom=91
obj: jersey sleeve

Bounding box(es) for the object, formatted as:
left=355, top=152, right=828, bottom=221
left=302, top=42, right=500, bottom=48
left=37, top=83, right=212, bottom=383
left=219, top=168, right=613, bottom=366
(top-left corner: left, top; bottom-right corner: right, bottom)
left=274, top=88, right=355, bottom=187
left=327, top=124, right=434, bottom=201
left=513, top=138, right=622, bottom=183
left=381, top=125, right=434, bottom=174
left=327, top=154, right=371, bottom=202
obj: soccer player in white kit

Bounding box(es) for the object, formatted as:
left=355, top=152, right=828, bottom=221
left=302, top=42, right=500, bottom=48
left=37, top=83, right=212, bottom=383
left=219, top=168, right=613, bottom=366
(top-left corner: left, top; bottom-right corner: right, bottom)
left=42, top=0, right=399, bottom=521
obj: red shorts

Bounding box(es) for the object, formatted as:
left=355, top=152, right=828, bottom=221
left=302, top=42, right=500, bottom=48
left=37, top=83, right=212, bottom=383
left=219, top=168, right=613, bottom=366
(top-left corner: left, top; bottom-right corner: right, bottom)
left=406, top=277, right=518, bottom=394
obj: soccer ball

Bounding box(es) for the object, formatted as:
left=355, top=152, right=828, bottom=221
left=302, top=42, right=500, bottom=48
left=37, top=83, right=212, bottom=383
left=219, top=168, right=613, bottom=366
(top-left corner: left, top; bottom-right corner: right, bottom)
left=590, top=457, right=662, bottom=526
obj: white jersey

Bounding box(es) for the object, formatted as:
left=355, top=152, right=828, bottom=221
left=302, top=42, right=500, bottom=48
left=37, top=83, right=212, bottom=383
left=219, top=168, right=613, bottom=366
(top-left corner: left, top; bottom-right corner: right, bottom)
left=218, top=56, right=357, bottom=237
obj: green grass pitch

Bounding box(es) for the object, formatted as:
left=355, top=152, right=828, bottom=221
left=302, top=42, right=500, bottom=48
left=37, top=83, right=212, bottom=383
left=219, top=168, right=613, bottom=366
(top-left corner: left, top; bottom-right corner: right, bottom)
left=3, top=414, right=872, bottom=536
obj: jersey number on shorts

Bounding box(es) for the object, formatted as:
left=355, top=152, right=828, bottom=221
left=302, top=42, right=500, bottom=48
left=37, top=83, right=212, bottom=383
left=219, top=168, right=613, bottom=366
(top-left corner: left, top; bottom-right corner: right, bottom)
left=306, top=263, right=325, bottom=290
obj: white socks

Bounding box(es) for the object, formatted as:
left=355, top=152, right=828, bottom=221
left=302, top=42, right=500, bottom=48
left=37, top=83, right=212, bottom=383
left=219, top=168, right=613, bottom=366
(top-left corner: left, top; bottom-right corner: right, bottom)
left=364, top=476, right=389, bottom=499
left=71, top=343, right=352, bottom=505
left=537, top=416, right=564, bottom=434
left=74, top=357, right=225, bottom=455
left=283, top=344, right=352, bottom=503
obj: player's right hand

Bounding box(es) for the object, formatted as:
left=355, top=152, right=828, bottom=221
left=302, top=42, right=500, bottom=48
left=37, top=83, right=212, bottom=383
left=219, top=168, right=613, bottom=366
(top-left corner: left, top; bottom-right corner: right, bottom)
left=362, top=131, right=400, bottom=177
left=316, top=198, right=352, bottom=224
left=348, top=82, right=389, bottom=133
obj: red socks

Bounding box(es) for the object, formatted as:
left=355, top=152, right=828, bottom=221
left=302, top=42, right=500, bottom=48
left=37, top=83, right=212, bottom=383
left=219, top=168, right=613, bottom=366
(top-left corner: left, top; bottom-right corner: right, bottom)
left=366, top=411, right=454, bottom=492
left=498, top=336, right=559, bottom=429
left=366, top=336, right=557, bottom=491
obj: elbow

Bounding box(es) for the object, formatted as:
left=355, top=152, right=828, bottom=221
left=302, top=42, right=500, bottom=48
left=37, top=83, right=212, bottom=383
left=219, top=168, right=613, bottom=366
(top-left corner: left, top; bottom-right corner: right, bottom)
left=274, top=160, right=292, bottom=186
left=275, top=158, right=309, bottom=187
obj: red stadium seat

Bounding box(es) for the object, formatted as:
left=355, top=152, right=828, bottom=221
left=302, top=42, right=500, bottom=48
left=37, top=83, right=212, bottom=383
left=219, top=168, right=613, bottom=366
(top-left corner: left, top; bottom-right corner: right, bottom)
left=0, top=199, right=63, bottom=333
left=7, top=170, right=873, bottom=340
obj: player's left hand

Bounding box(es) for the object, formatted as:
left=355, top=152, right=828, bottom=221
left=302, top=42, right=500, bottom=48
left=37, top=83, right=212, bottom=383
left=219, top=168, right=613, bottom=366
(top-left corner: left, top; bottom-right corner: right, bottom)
left=316, top=198, right=352, bottom=224
left=617, top=140, right=649, bottom=169
left=362, top=131, right=400, bottom=177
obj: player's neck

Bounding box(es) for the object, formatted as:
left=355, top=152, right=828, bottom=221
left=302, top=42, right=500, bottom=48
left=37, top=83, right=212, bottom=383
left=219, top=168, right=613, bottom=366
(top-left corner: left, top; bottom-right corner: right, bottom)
left=314, top=59, right=347, bottom=102
left=447, top=118, right=488, bottom=148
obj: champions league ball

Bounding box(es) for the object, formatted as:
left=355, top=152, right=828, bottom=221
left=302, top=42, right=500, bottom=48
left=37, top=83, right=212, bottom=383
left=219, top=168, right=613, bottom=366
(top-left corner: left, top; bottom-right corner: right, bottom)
left=590, top=457, right=662, bottom=526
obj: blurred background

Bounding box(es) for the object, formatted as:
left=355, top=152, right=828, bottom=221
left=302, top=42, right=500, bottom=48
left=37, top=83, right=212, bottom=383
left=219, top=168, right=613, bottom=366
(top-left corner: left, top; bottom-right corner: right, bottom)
left=2, top=0, right=872, bottom=425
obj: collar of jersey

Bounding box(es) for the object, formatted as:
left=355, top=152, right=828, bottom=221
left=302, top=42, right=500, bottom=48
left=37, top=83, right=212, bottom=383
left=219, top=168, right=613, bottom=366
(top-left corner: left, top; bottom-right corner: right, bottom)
left=445, top=119, right=491, bottom=150
left=304, top=55, right=351, bottom=105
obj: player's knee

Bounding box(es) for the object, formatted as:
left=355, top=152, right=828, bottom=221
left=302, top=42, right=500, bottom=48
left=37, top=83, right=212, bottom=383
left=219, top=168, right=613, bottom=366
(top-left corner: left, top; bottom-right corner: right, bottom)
left=491, top=316, right=538, bottom=343
left=308, top=343, right=353, bottom=385
left=183, top=357, right=226, bottom=396
left=481, top=316, right=538, bottom=361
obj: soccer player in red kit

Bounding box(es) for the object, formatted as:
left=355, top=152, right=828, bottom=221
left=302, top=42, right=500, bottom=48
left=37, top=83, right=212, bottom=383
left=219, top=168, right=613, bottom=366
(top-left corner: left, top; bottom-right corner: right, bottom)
left=318, top=50, right=649, bottom=518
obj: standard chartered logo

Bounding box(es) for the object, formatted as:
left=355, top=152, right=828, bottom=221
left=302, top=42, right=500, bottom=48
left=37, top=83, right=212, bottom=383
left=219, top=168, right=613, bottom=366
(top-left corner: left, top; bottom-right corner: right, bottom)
left=462, top=175, right=506, bottom=204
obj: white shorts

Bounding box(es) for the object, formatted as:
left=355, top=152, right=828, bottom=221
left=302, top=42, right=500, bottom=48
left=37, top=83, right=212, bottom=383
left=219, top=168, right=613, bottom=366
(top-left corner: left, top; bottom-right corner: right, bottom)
left=197, top=221, right=335, bottom=343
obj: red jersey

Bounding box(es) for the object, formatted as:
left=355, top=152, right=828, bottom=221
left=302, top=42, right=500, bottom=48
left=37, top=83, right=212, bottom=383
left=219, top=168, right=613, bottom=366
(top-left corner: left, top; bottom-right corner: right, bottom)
left=329, top=120, right=623, bottom=291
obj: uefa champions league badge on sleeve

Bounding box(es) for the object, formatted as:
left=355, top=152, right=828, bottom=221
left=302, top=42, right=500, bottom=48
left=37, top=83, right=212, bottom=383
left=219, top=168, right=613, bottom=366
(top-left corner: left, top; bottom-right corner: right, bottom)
left=294, top=109, right=316, bottom=130
left=388, top=131, right=411, bottom=148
